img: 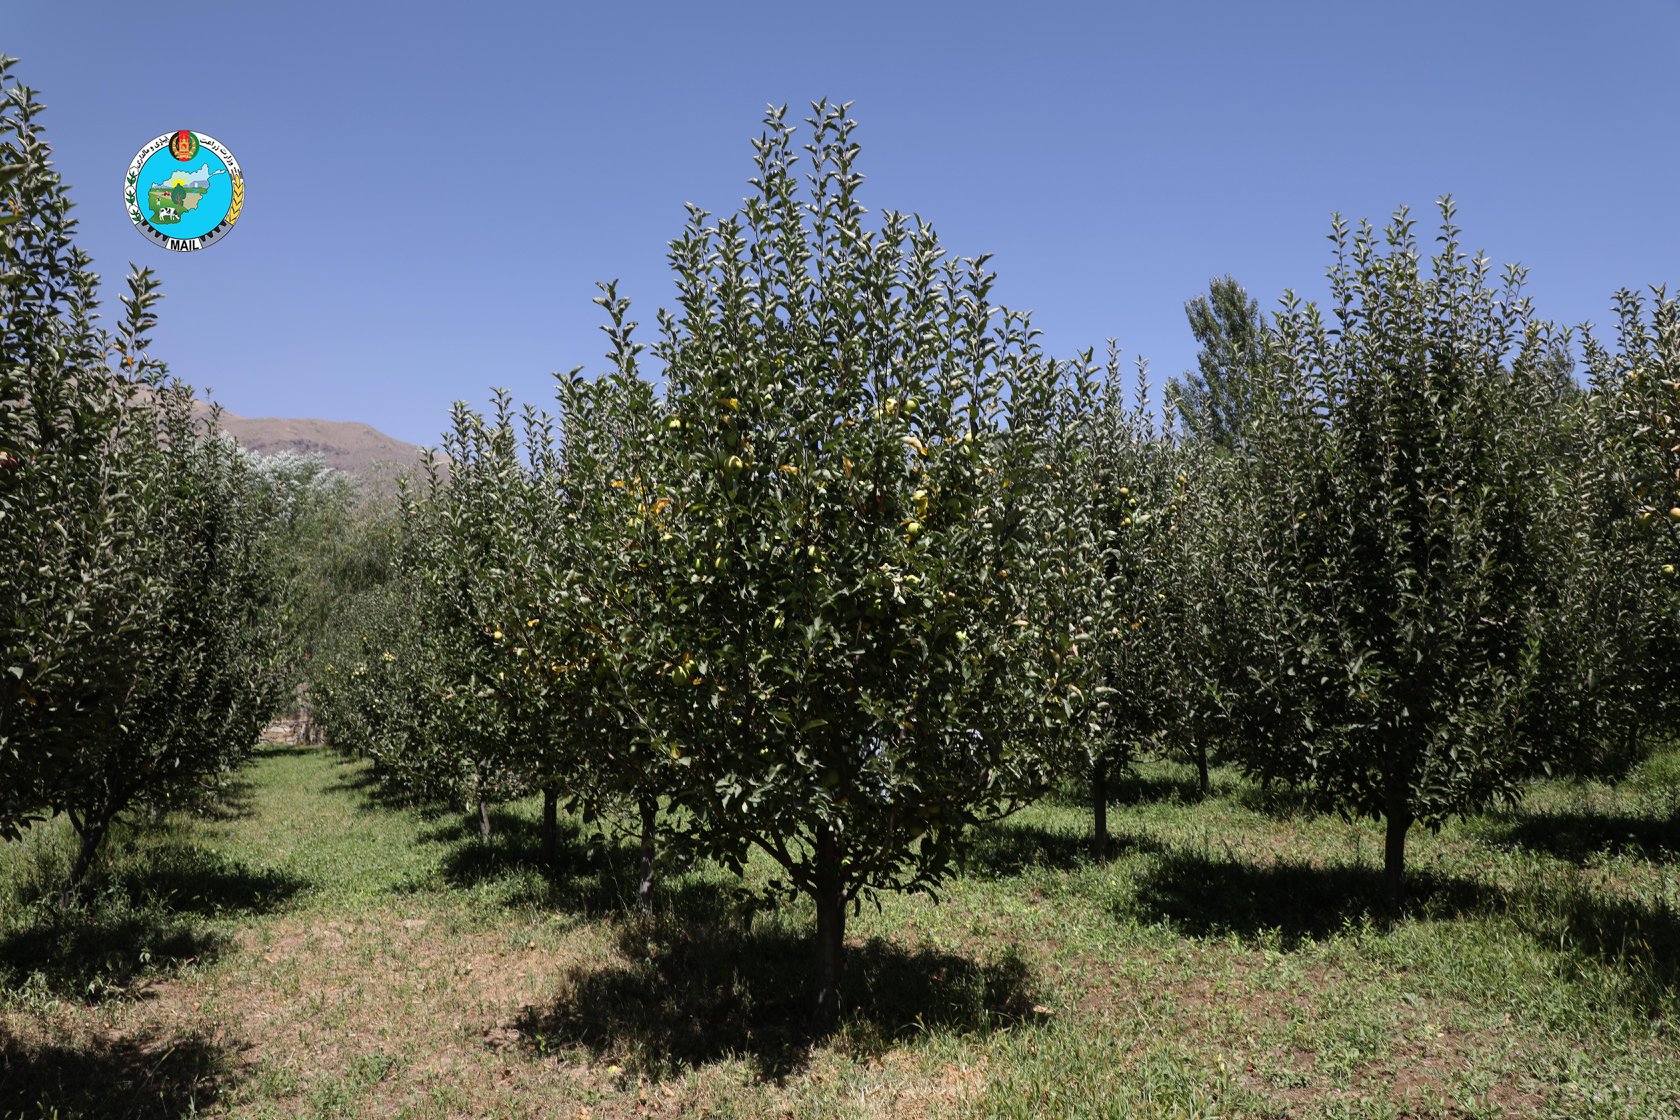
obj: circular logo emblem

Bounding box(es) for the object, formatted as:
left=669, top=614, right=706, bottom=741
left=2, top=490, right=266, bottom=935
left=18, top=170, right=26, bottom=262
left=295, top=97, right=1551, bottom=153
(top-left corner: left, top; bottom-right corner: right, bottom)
left=124, top=130, right=244, bottom=251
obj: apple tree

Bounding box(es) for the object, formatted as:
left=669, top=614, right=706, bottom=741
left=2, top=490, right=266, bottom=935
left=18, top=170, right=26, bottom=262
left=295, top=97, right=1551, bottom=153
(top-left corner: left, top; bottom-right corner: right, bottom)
left=392, top=405, right=540, bottom=838
left=1061, top=352, right=1196, bottom=855
left=1580, top=289, right=1680, bottom=744
left=616, top=102, right=1097, bottom=1028
left=524, top=347, right=686, bottom=902
left=1232, top=201, right=1577, bottom=910
left=40, top=375, right=287, bottom=890
left=311, top=582, right=442, bottom=795
left=1153, top=435, right=1245, bottom=797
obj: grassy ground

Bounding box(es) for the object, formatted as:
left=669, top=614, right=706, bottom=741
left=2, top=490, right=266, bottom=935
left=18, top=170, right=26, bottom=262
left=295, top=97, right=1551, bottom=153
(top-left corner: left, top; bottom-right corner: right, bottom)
left=3, top=742, right=1679, bottom=1119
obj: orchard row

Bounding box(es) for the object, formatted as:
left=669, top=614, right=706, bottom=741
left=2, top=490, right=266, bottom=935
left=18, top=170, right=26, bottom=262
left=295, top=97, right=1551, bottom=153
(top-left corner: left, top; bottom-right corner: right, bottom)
left=310, top=105, right=1680, bottom=1028
left=1, top=59, right=354, bottom=898
left=4, top=66, right=1676, bottom=1027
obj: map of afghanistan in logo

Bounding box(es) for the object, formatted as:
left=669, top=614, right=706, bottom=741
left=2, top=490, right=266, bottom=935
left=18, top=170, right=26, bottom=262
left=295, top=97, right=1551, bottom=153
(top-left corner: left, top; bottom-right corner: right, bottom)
left=124, top=130, right=244, bottom=251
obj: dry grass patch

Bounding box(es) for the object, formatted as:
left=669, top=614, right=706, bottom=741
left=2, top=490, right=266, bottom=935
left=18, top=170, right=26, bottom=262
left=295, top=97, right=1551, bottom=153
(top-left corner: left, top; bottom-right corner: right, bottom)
left=8, top=745, right=1680, bottom=1118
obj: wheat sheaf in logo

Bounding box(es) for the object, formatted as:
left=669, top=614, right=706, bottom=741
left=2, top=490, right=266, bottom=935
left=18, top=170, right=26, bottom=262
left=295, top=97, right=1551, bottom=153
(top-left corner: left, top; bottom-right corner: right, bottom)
left=124, top=130, right=244, bottom=252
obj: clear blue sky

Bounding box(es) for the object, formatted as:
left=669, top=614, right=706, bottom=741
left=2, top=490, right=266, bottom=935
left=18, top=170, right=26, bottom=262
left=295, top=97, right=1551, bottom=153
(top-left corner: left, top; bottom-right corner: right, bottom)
left=11, top=1, right=1680, bottom=447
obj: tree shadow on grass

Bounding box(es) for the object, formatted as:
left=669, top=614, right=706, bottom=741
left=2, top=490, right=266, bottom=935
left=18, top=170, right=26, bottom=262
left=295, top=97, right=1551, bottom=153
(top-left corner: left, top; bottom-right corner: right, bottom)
left=411, top=806, right=701, bottom=919
left=0, top=908, right=223, bottom=1000
left=1231, top=781, right=1330, bottom=821
left=432, top=812, right=645, bottom=912
left=416, top=805, right=545, bottom=852
left=1507, top=875, right=1680, bottom=1019
left=251, top=743, right=318, bottom=760
left=190, top=774, right=259, bottom=823
left=0, top=1027, right=236, bottom=1119
left=1108, top=769, right=1210, bottom=807
left=1479, top=808, right=1680, bottom=866
left=512, top=910, right=1037, bottom=1079
left=2, top=846, right=302, bottom=999
left=110, top=843, right=305, bottom=918
left=962, top=819, right=1163, bottom=878
left=1046, top=768, right=1209, bottom=812
left=1130, top=848, right=1494, bottom=949
left=323, top=762, right=452, bottom=819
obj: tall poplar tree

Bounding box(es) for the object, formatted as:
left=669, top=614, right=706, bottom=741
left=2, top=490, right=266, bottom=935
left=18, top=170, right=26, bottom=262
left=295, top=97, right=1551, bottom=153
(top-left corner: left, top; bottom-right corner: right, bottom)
left=1166, top=275, right=1265, bottom=449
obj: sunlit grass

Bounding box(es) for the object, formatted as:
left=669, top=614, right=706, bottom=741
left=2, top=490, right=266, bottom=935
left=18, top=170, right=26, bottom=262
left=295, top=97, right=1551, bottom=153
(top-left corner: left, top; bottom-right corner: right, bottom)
left=4, top=742, right=1679, bottom=1118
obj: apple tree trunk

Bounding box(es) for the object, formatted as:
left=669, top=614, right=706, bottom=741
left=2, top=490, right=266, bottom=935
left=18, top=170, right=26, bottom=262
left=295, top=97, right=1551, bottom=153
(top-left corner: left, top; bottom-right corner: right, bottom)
left=1091, top=760, right=1109, bottom=861
left=811, top=825, right=846, bottom=1035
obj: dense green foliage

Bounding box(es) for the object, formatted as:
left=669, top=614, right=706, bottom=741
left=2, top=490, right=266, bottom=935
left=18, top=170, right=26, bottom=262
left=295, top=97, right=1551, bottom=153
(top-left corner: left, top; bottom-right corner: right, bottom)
left=241, top=448, right=365, bottom=694
left=320, top=104, right=1102, bottom=1027
left=627, top=104, right=1097, bottom=1028
left=1061, top=357, right=1202, bottom=854
left=1582, top=289, right=1680, bottom=734
left=1223, top=204, right=1642, bottom=907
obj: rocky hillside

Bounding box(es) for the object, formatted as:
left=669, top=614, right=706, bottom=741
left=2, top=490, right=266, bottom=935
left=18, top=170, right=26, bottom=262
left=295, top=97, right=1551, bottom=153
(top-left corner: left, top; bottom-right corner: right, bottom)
left=209, top=408, right=425, bottom=474
left=202, top=405, right=435, bottom=491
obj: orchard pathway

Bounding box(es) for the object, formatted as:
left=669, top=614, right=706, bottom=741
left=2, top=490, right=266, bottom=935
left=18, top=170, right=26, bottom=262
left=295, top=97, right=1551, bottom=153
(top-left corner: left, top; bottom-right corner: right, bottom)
left=7, top=739, right=1680, bottom=1118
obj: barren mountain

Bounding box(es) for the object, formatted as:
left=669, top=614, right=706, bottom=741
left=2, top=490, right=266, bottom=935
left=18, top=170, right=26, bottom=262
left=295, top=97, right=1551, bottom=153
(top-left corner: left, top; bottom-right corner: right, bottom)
left=202, top=405, right=435, bottom=490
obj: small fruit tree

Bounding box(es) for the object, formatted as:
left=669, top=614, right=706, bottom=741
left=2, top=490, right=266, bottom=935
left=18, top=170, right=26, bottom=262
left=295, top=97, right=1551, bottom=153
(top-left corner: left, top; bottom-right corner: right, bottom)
left=426, top=378, right=673, bottom=873
left=1586, top=288, right=1680, bottom=566
left=41, top=377, right=286, bottom=890
left=622, top=102, right=1095, bottom=1029
left=311, top=579, right=445, bottom=797
left=396, top=404, right=537, bottom=837
left=536, top=350, right=678, bottom=902
left=1582, top=289, right=1680, bottom=740
left=242, top=447, right=360, bottom=708
left=315, top=426, right=533, bottom=823
left=1233, top=201, right=1575, bottom=910
left=1152, top=434, right=1242, bottom=797
left=1063, top=353, right=1192, bottom=855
